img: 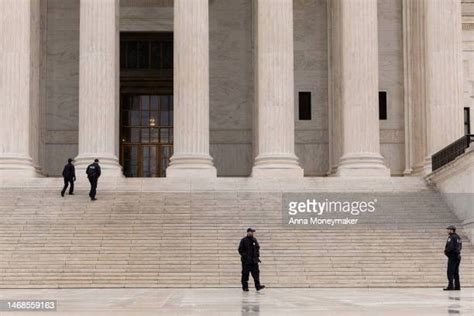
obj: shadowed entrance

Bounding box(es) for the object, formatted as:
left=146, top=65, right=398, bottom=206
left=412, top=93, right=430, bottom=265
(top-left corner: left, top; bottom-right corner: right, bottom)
left=120, top=32, right=173, bottom=177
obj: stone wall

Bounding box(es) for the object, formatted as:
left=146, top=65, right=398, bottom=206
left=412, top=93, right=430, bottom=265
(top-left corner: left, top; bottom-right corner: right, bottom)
left=43, top=0, right=80, bottom=176
left=209, top=0, right=254, bottom=176
left=294, top=0, right=329, bottom=176
left=427, top=150, right=474, bottom=242
left=378, top=0, right=405, bottom=175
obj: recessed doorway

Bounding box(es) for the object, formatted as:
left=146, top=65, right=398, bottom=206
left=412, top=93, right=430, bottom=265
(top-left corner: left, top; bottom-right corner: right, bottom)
left=120, top=32, right=173, bottom=177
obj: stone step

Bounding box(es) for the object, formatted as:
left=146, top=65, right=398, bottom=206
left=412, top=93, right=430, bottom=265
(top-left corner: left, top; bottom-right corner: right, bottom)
left=0, top=186, right=472, bottom=288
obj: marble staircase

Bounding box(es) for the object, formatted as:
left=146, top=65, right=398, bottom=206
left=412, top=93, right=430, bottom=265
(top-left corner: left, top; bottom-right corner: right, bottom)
left=0, top=177, right=472, bottom=288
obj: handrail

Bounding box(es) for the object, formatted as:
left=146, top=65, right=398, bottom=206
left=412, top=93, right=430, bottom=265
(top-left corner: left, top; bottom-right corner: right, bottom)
left=432, top=134, right=474, bottom=171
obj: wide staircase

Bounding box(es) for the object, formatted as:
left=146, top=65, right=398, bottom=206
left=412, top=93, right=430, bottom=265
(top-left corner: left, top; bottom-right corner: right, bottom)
left=0, top=177, right=472, bottom=288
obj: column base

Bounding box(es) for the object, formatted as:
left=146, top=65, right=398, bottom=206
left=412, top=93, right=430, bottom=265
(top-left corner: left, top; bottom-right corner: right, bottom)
left=251, top=154, right=303, bottom=178
left=404, top=163, right=426, bottom=176
left=336, top=152, right=390, bottom=177
left=0, top=155, right=38, bottom=185
left=0, top=155, right=38, bottom=179
left=166, top=154, right=217, bottom=178
left=74, top=154, right=123, bottom=179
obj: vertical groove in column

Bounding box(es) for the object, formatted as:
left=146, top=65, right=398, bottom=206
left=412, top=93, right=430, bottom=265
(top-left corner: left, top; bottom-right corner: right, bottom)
left=167, top=0, right=215, bottom=176
left=252, top=0, right=302, bottom=176
left=76, top=0, right=121, bottom=174
left=0, top=0, right=36, bottom=174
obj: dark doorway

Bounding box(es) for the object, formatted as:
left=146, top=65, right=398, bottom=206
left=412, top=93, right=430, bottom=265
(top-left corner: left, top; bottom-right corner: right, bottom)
left=120, top=32, right=173, bottom=177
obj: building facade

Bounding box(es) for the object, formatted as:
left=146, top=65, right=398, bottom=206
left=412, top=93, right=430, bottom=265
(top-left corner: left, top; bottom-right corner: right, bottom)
left=0, top=0, right=471, bottom=178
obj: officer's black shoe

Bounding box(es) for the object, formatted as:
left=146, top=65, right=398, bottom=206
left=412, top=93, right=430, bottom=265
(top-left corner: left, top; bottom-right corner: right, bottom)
left=454, top=288, right=461, bottom=291
left=91, top=198, right=97, bottom=201
left=443, top=287, right=455, bottom=291
left=61, top=191, right=64, bottom=197
left=256, top=285, right=266, bottom=291
left=242, top=288, right=249, bottom=292
left=69, top=193, right=74, bottom=195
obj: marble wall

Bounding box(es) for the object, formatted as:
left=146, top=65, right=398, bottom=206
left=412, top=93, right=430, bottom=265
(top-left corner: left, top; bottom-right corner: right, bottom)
left=294, top=0, right=329, bottom=176
left=378, top=0, right=405, bottom=175
left=42, top=0, right=407, bottom=177
left=43, top=0, right=80, bottom=176
left=209, top=0, right=254, bottom=176
left=427, top=150, right=474, bottom=241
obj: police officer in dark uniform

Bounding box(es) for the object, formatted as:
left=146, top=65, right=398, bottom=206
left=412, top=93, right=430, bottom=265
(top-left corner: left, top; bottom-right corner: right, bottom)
left=86, top=159, right=101, bottom=201
left=238, top=228, right=265, bottom=292
left=61, top=158, right=76, bottom=197
left=444, top=225, right=462, bottom=291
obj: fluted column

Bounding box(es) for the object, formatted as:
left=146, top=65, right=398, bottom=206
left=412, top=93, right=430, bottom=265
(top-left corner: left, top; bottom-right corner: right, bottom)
left=402, top=0, right=427, bottom=175
left=166, top=0, right=216, bottom=177
left=403, top=0, right=464, bottom=175
left=0, top=0, right=38, bottom=178
left=331, top=0, right=390, bottom=177
left=251, top=0, right=303, bottom=177
left=423, top=0, right=464, bottom=172
left=75, top=0, right=122, bottom=176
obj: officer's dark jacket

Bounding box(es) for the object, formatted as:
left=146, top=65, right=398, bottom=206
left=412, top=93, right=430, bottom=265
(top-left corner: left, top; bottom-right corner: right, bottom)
left=445, top=233, right=462, bottom=258
left=238, top=236, right=260, bottom=264
left=86, top=163, right=101, bottom=179
left=62, top=163, right=75, bottom=179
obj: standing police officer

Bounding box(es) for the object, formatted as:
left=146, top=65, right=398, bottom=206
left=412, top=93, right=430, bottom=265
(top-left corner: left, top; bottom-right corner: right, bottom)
left=238, top=228, right=265, bottom=292
left=444, top=225, right=462, bottom=291
left=61, top=158, right=76, bottom=197
left=86, top=159, right=101, bottom=201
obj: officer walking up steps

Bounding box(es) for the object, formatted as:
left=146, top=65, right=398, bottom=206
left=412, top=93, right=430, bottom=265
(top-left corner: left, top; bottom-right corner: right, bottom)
left=86, top=159, right=101, bottom=201
left=238, top=228, right=265, bottom=292
left=60, top=158, right=76, bottom=197
left=444, top=225, right=462, bottom=291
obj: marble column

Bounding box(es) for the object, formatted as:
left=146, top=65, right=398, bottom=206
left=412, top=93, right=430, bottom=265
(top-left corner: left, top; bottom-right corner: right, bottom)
left=251, top=0, right=303, bottom=177
left=75, top=0, right=122, bottom=176
left=331, top=0, right=390, bottom=177
left=402, top=0, right=427, bottom=175
left=0, top=0, right=38, bottom=178
left=423, top=0, right=464, bottom=172
left=403, top=0, right=464, bottom=175
left=166, top=0, right=216, bottom=177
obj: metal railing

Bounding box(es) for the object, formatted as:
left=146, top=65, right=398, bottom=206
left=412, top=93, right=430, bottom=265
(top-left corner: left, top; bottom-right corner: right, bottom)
left=432, top=134, right=474, bottom=171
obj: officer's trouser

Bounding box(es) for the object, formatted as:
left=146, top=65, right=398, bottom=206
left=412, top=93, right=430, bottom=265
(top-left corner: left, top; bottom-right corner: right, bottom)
left=447, top=256, right=461, bottom=289
left=241, top=263, right=261, bottom=290
left=61, top=177, right=74, bottom=195
left=88, top=177, right=98, bottom=199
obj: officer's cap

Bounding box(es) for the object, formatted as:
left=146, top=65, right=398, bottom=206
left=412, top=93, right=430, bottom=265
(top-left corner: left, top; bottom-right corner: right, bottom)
left=446, top=225, right=457, bottom=230
left=247, top=227, right=256, bottom=232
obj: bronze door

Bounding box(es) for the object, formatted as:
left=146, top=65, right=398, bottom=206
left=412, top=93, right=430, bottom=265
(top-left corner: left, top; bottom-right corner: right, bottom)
left=120, top=94, right=173, bottom=177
